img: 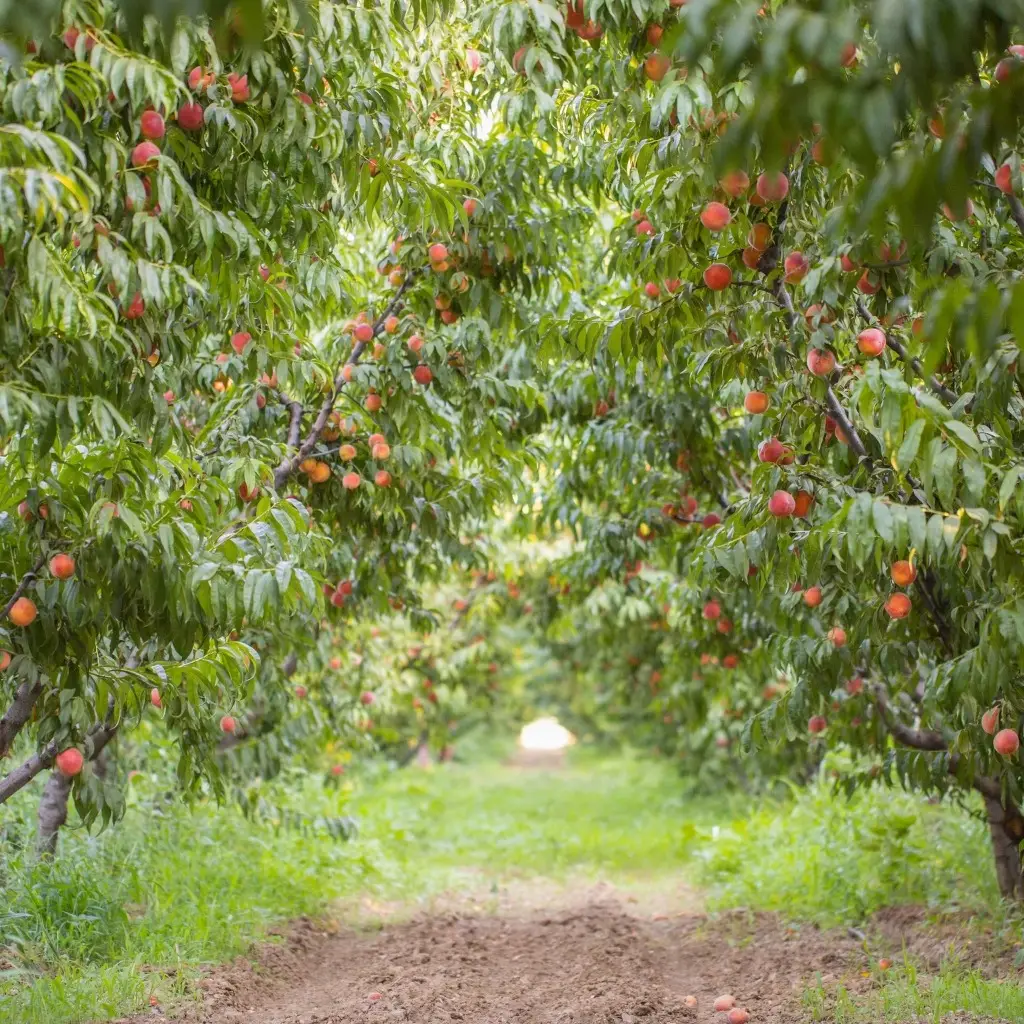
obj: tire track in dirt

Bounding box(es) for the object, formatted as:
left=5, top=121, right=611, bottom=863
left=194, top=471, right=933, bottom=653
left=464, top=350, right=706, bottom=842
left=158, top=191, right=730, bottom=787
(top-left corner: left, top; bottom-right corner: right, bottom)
left=124, top=886, right=878, bottom=1024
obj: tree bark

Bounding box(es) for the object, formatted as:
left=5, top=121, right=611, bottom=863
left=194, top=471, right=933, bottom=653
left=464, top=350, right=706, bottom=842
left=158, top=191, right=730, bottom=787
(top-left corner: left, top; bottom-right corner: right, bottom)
left=0, top=679, right=42, bottom=758
left=35, top=769, right=73, bottom=857
left=983, top=795, right=1024, bottom=901
left=35, top=722, right=118, bottom=858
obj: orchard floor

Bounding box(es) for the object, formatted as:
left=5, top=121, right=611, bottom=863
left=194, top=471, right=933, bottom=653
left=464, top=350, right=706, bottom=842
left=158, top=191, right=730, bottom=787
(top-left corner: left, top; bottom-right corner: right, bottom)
left=5, top=747, right=1022, bottom=1023
left=108, top=750, right=1023, bottom=1024
left=142, top=881, right=862, bottom=1024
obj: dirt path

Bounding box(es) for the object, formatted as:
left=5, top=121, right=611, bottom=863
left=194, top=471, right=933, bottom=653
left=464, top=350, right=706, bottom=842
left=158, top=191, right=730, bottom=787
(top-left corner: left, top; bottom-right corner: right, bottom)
left=133, top=883, right=874, bottom=1024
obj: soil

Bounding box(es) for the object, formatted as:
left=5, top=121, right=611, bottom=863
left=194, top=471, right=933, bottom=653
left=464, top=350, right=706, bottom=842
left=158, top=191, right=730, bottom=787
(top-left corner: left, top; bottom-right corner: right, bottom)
left=118, top=881, right=921, bottom=1024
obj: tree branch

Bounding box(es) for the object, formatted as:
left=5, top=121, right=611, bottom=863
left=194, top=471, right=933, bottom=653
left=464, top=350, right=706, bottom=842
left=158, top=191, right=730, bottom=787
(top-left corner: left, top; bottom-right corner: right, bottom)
left=0, top=739, right=59, bottom=804
left=272, top=272, right=419, bottom=490
left=0, top=679, right=42, bottom=758
left=854, top=298, right=958, bottom=405
left=2, top=556, right=45, bottom=622
left=773, top=280, right=870, bottom=459
left=871, top=684, right=948, bottom=750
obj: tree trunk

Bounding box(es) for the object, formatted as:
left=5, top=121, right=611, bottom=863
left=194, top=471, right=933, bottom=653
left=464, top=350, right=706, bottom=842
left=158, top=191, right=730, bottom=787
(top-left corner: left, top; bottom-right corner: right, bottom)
left=983, top=795, right=1024, bottom=901
left=35, top=769, right=72, bottom=858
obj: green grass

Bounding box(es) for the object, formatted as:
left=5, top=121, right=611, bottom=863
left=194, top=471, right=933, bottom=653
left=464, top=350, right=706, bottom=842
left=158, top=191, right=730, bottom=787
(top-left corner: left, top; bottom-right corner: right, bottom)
left=693, top=780, right=1000, bottom=924
left=803, top=956, right=1024, bottom=1023
left=0, top=745, right=1018, bottom=1024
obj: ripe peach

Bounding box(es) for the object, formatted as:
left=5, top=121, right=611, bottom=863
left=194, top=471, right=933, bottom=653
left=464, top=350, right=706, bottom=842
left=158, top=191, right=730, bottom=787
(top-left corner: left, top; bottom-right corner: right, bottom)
left=982, top=706, right=1000, bottom=735
left=803, top=586, right=823, bottom=608
left=857, top=328, right=886, bottom=357
left=310, top=462, right=331, bottom=484
left=646, top=23, right=663, bottom=46
left=757, top=436, right=787, bottom=464
left=9, top=597, right=37, bottom=627
left=756, top=171, right=789, bottom=202
left=891, top=560, right=917, bottom=587
left=49, top=554, right=76, bottom=579
left=122, top=293, right=145, bottom=319
left=372, top=442, right=391, bottom=460
left=360, top=691, right=376, bottom=705
left=0, top=651, right=9, bottom=671
left=702, top=513, right=721, bottom=529
left=164, top=390, right=175, bottom=404
left=700, top=202, right=732, bottom=231
left=793, top=490, right=813, bottom=517
left=857, top=270, right=880, bottom=295
left=375, top=470, right=392, bottom=487
left=996, top=163, right=1014, bottom=195
left=463, top=197, right=478, bottom=216
left=384, top=315, right=399, bottom=334
left=885, top=593, right=911, bottom=619
left=342, top=472, right=361, bottom=490
left=238, top=482, right=259, bottom=503
left=428, top=243, right=448, bottom=263
left=230, top=330, right=251, bottom=354
left=354, top=323, right=374, bottom=343
left=828, top=626, right=847, bottom=647
left=466, top=48, right=481, bottom=72
left=846, top=676, right=864, bottom=696
left=839, top=253, right=858, bottom=273
left=703, top=263, right=732, bottom=290
left=55, top=748, right=84, bottom=776
left=130, top=141, right=160, bottom=168
left=720, top=170, right=750, bottom=197
left=783, top=251, right=809, bottom=283
left=644, top=281, right=660, bottom=299
left=713, top=995, right=736, bottom=1012
left=644, top=53, right=671, bottom=82
left=994, top=729, right=1019, bottom=756
left=806, top=348, right=836, bottom=376
left=748, top=222, right=771, bottom=251
left=664, top=277, right=681, bottom=293
left=365, top=393, right=382, bottom=412
left=635, top=219, right=654, bottom=236
left=744, top=390, right=769, bottom=414
left=140, top=110, right=165, bottom=140
left=413, top=365, right=433, bottom=385
left=408, top=334, right=424, bottom=353
left=840, top=42, right=858, bottom=67
left=295, top=685, right=308, bottom=699
left=220, top=715, right=236, bottom=733
left=702, top=600, right=721, bottom=620
left=227, top=72, right=249, bottom=102
left=722, top=653, right=739, bottom=669
left=742, top=247, right=761, bottom=270
left=769, top=490, right=796, bottom=517
left=878, top=958, right=893, bottom=970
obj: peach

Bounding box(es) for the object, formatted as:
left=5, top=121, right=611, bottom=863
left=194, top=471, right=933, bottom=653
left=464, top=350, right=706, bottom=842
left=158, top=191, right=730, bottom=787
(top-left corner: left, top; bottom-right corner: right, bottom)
left=140, top=110, right=165, bottom=140
left=840, top=253, right=858, bottom=273
left=769, top=490, right=796, bottom=517
left=756, top=171, right=789, bottom=202
left=783, top=251, right=808, bottom=283
left=220, top=715, right=236, bottom=733
left=857, top=270, right=880, bottom=295
left=635, top=219, right=654, bottom=236
left=748, top=222, right=771, bottom=251
left=360, top=691, right=376, bottom=705
left=55, top=748, right=84, bottom=776
left=238, top=482, right=259, bottom=503
left=722, top=653, right=739, bottom=669
left=466, top=48, right=481, bottom=72
left=713, top=995, right=736, bottom=1011
left=878, top=958, right=893, bottom=970
left=413, top=365, right=433, bottom=385
left=130, top=141, right=160, bottom=167
left=339, top=444, right=356, bottom=461
left=884, top=593, right=911, bottom=619
left=646, top=23, right=663, bottom=46
left=644, top=53, right=671, bottom=82
left=702, top=600, right=721, bottom=620
left=703, top=263, right=732, bottom=290
left=803, top=586, right=823, bottom=608
left=702, top=513, right=721, bottom=528
left=0, top=651, right=9, bottom=671
left=428, top=243, right=448, bottom=263
left=996, top=163, right=1014, bottom=195
left=828, top=626, right=847, bottom=647
left=846, top=676, right=864, bottom=696
left=463, top=198, right=478, bottom=216
left=700, top=202, right=732, bottom=231
left=230, top=331, right=251, bottom=354
left=49, top=554, right=76, bottom=579
left=720, top=170, right=750, bottom=197
left=757, top=436, right=787, bottom=463
left=408, top=334, right=424, bottom=353
left=982, top=706, right=1000, bottom=735
left=742, top=247, right=761, bottom=269
left=354, top=323, right=374, bottom=343
left=342, top=472, right=361, bottom=490
left=9, top=597, right=37, bottom=627
left=857, top=328, right=886, bottom=357
left=375, top=470, right=392, bottom=487
left=664, top=277, right=681, bottom=293
left=644, top=281, right=661, bottom=299
left=891, top=560, right=917, bottom=587
left=793, top=490, right=813, bottom=517
left=372, top=442, right=390, bottom=460
left=806, top=348, right=836, bottom=376
left=365, top=393, right=382, bottom=412
left=744, top=390, right=769, bottom=414
left=151, top=687, right=162, bottom=707
left=994, top=729, right=1020, bottom=756
left=228, top=72, right=249, bottom=102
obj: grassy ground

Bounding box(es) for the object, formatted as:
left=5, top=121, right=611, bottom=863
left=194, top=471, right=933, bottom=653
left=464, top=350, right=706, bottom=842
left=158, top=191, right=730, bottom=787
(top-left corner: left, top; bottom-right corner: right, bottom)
left=0, top=744, right=1019, bottom=1023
